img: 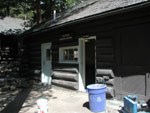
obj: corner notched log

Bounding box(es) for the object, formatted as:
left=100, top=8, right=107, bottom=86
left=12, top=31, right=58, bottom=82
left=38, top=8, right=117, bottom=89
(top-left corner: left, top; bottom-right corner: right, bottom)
left=106, top=79, right=114, bottom=86
left=52, top=68, right=79, bottom=90
left=96, top=69, right=114, bottom=78
left=106, top=86, right=115, bottom=98
left=52, top=79, right=78, bottom=90
left=96, top=69, right=115, bottom=98
left=53, top=68, right=78, bottom=73
left=52, top=71, right=78, bottom=82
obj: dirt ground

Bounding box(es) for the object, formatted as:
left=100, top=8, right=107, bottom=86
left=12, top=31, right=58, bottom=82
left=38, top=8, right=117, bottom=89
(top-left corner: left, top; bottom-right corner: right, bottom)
left=0, top=84, right=123, bottom=113
left=18, top=84, right=122, bottom=113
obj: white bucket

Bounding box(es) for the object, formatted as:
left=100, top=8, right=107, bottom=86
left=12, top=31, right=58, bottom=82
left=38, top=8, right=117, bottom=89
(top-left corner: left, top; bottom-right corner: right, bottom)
left=37, top=98, right=48, bottom=113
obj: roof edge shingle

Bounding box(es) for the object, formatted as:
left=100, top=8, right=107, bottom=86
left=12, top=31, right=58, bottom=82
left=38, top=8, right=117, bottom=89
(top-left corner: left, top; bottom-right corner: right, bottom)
left=19, top=0, right=150, bottom=37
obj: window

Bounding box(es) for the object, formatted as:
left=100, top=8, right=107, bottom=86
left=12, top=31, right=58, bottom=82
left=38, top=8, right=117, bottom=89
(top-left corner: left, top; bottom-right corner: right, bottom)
left=46, top=49, right=50, bottom=60
left=59, top=46, right=78, bottom=63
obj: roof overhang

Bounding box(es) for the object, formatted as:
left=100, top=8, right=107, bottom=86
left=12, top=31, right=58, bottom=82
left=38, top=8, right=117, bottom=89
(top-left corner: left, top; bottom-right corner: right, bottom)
left=19, top=1, right=150, bottom=38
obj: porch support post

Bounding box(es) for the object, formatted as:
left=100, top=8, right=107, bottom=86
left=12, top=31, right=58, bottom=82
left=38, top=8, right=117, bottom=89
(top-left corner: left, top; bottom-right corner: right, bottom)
left=78, top=38, right=86, bottom=91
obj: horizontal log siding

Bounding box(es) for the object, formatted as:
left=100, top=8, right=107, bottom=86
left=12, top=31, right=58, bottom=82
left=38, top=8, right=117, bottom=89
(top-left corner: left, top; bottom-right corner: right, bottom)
left=96, top=37, right=115, bottom=69
left=24, top=34, right=54, bottom=79
left=52, top=38, right=78, bottom=69
left=24, top=34, right=79, bottom=87
left=52, top=68, right=78, bottom=90
left=51, top=44, right=59, bottom=63
left=0, top=36, right=19, bottom=78
left=19, top=38, right=30, bottom=77
left=20, top=5, right=150, bottom=99
left=51, top=38, right=79, bottom=90
left=96, top=69, right=115, bottom=98
left=28, top=42, right=41, bottom=75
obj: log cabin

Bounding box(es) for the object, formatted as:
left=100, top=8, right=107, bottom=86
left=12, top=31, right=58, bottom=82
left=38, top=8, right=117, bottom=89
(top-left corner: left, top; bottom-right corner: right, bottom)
left=18, top=0, right=150, bottom=100
left=0, top=17, right=28, bottom=80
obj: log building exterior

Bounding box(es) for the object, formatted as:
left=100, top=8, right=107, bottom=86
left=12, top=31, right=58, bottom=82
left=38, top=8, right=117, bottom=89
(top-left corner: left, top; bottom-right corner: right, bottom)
left=0, top=34, right=19, bottom=79
left=19, top=0, right=150, bottom=100
left=0, top=17, right=29, bottom=80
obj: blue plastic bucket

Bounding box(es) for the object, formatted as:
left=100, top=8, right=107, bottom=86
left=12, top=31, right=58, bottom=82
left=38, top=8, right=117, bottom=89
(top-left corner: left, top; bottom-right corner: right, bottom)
left=87, top=84, right=107, bottom=112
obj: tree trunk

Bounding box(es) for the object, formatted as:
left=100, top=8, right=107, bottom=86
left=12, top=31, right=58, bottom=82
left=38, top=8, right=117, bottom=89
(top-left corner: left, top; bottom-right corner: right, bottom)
left=6, top=6, right=10, bottom=16
left=45, top=0, right=52, bottom=19
left=36, top=0, right=41, bottom=24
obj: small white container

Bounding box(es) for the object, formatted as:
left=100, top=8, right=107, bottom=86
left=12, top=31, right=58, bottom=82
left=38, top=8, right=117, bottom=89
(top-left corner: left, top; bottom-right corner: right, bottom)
left=37, top=98, right=48, bottom=113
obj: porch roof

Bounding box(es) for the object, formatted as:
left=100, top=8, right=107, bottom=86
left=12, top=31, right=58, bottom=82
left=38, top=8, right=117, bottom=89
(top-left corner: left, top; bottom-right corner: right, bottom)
left=22, top=0, right=149, bottom=36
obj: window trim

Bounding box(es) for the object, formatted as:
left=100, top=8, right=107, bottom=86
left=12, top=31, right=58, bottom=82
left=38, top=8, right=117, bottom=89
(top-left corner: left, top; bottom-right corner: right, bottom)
left=59, top=46, right=79, bottom=64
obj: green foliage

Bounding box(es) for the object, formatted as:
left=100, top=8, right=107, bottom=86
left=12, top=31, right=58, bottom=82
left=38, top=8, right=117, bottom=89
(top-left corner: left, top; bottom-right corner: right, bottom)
left=0, top=0, right=34, bottom=19
left=65, top=0, right=79, bottom=8
left=55, top=0, right=79, bottom=13
left=0, top=0, right=80, bottom=26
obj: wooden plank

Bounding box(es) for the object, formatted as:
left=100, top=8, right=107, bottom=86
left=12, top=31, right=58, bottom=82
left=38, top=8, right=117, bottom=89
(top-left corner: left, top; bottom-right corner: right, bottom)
left=29, top=51, right=41, bottom=56
left=30, top=61, right=41, bottom=65
left=97, top=55, right=114, bottom=62
left=52, top=71, right=78, bottom=82
left=53, top=68, right=78, bottom=73
left=29, top=42, right=41, bottom=47
left=106, top=79, right=114, bottom=86
left=97, top=69, right=115, bottom=78
left=30, top=57, right=41, bottom=61
left=96, top=48, right=114, bottom=54
left=30, top=65, right=41, bottom=69
left=59, top=42, right=78, bottom=47
left=29, top=69, right=41, bottom=75
left=52, top=79, right=78, bottom=90
left=52, top=63, right=78, bottom=69
left=28, top=49, right=40, bottom=55
left=96, top=39, right=113, bottom=47
left=97, top=63, right=114, bottom=68
left=106, top=86, right=115, bottom=98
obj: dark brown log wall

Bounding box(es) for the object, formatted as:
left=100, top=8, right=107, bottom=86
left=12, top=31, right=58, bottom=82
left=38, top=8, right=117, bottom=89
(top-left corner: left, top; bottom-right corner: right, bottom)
left=96, top=35, right=115, bottom=69
left=118, top=22, right=150, bottom=100
left=0, top=35, right=19, bottom=78
left=52, top=37, right=78, bottom=69
left=23, top=34, right=52, bottom=80
left=23, top=33, right=79, bottom=88
left=52, top=68, right=78, bottom=90
left=21, top=4, right=150, bottom=99
left=51, top=37, right=79, bottom=89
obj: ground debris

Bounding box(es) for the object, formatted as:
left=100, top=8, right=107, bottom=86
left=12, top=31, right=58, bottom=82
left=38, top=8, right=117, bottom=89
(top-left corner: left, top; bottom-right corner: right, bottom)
left=0, top=78, right=32, bottom=112
left=0, top=90, right=20, bottom=112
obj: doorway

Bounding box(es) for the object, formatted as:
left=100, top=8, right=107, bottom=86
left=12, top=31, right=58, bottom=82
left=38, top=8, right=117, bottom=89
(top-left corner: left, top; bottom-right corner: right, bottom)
left=85, top=39, right=96, bottom=86
left=78, top=37, right=96, bottom=91
left=41, top=43, right=52, bottom=84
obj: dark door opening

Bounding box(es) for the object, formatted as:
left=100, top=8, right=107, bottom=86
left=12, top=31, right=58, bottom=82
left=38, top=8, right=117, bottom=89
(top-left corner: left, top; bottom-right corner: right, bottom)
left=85, top=39, right=96, bottom=87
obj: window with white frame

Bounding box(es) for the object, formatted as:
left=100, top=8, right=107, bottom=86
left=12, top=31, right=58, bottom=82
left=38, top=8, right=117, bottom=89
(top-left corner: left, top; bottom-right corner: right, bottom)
left=59, top=46, right=78, bottom=63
